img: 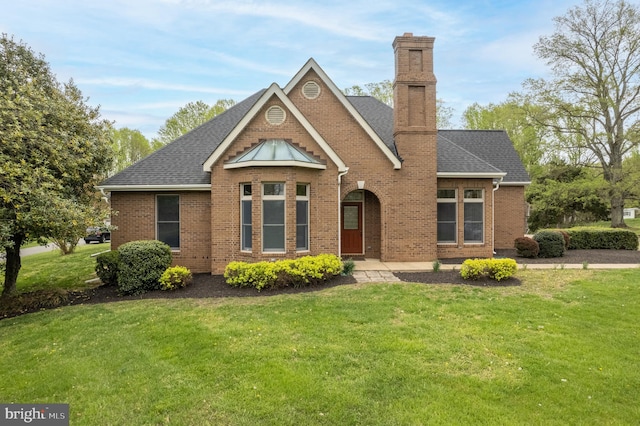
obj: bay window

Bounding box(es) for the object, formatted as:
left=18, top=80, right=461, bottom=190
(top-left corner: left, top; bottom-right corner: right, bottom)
left=262, top=183, right=285, bottom=252
left=241, top=184, right=252, bottom=251
left=296, top=184, right=309, bottom=251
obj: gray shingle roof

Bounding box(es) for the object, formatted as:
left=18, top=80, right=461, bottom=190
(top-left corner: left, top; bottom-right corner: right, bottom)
left=100, top=91, right=529, bottom=188
left=438, top=130, right=530, bottom=184
left=100, top=90, right=265, bottom=187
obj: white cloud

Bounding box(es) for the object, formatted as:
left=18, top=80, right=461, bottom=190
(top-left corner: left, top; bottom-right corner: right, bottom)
left=76, top=77, right=254, bottom=96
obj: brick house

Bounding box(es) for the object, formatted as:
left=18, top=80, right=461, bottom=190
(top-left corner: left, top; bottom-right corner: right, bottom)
left=99, top=33, right=530, bottom=274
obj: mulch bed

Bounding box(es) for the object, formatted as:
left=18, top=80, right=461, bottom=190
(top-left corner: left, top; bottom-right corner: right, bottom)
left=2, top=249, right=638, bottom=320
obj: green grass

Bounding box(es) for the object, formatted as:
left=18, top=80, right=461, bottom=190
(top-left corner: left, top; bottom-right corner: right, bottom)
left=1, top=243, right=110, bottom=294
left=582, top=217, right=640, bottom=235
left=1, top=268, right=639, bottom=425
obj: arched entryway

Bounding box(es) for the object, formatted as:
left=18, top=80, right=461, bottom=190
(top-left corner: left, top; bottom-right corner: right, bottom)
left=341, top=190, right=381, bottom=258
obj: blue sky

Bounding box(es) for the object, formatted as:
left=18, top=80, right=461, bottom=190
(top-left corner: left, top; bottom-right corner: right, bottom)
left=3, top=0, right=583, bottom=139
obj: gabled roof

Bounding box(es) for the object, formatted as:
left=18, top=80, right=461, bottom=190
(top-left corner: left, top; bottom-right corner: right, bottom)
left=284, top=59, right=401, bottom=169
left=202, top=82, right=346, bottom=173
left=99, top=61, right=529, bottom=191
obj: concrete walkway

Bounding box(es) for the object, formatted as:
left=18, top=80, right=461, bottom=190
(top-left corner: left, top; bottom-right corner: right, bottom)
left=351, top=258, right=640, bottom=283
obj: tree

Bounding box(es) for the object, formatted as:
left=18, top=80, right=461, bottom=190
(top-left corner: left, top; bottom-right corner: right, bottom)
left=526, top=161, right=609, bottom=231
left=524, top=0, right=640, bottom=227
left=153, top=99, right=236, bottom=146
left=110, top=127, right=153, bottom=175
left=0, top=34, right=113, bottom=297
left=343, top=80, right=454, bottom=128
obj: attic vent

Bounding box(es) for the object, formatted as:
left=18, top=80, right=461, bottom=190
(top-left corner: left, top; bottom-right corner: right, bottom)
left=265, top=106, right=286, bottom=125
left=302, top=81, right=321, bottom=99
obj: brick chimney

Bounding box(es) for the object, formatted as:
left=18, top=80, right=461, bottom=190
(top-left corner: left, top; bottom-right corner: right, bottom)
left=387, top=33, right=438, bottom=261
left=392, top=33, right=437, bottom=143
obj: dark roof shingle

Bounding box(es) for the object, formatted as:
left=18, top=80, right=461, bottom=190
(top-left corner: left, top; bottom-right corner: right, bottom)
left=101, top=91, right=529, bottom=187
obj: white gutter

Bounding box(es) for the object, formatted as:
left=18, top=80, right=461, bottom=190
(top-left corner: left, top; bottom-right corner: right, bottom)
left=438, top=172, right=507, bottom=179
left=337, top=168, right=350, bottom=258
left=492, top=177, right=503, bottom=255
left=97, top=184, right=211, bottom=192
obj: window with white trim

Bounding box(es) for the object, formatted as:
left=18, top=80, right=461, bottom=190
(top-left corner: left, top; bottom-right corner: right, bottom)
left=296, top=184, right=309, bottom=251
left=464, top=189, right=484, bottom=243
left=262, top=183, right=285, bottom=252
left=437, top=189, right=457, bottom=243
left=157, top=195, right=180, bottom=249
left=241, top=184, right=252, bottom=251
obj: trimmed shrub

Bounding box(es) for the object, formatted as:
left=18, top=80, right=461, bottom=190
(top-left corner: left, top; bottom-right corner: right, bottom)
left=460, top=258, right=517, bottom=282
left=224, top=254, right=342, bottom=291
left=460, top=258, right=486, bottom=280
left=533, top=231, right=565, bottom=258
left=514, top=237, right=539, bottom=258
left=160, top=266, right=193, bottom=291
left=95, top=250, right=120, bottom=286
left=117, top=240, right=172, bottom=295
left=565, top=227, right=639, bottom=250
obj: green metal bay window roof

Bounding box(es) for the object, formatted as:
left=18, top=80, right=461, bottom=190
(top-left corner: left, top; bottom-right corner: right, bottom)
left=224, top=139, right=326, bottom=169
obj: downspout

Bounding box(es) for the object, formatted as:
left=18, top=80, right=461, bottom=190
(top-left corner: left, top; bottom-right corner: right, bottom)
left=492, top=177, right=503, bottom=255
left=337, top=168, right=349, bottom=258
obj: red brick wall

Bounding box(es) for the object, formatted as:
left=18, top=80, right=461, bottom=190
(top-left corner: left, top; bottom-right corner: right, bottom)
left=494, top=185, right=528, bottom=249
left=110, top=191, right=211, bottom=273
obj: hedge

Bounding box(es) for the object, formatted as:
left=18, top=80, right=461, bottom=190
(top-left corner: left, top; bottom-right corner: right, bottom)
left=564, top=227, right=639, bottom=250
left=224, top=254, right=343, bottom=291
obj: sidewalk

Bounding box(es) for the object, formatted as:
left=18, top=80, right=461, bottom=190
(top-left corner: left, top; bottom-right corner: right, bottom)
left=351, top=258, right=640, bottom=283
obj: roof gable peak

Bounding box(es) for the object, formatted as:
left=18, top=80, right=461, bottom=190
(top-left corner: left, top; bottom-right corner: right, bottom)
left=202, top=82, right=346, bottom=172
left=285, top=59, right=402, bottom=169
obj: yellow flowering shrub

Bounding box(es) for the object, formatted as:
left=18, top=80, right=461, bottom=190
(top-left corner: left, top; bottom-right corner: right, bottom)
left=224, top=254, right=343, bottom=291
left=159, top=265, right=193, bottom=291
left=460, top=258, right=517, bottom=282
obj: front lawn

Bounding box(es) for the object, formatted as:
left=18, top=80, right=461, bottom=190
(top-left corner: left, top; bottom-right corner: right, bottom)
left=0, top=243, right=110, bottom=294
left=1, top=268, right=639, bottom=425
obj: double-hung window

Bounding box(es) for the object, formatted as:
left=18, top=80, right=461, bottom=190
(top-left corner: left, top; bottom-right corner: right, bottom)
left=262, top=183, right=285, bottom=252
left=241, top=184, right=252, bottom=251
left=296, top=184, right=309, bottom=251
left=464, top=189, right=484, bottom=243
left=437, top=189, right=457, bottom=243
left=157, top=195, right=180, bottom=249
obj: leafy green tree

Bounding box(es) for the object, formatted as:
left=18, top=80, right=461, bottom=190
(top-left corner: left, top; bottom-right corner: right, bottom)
left=523, top=0, right=640, bottom=227
left=526, top=161, right=609, bottom=231
left=110, top=127, right=153, bottom=175
left=153, top=99, right=236, bottom=146
left=0, top=34, right=113, bottom=297
left=343, top=80, right=454, bottom=128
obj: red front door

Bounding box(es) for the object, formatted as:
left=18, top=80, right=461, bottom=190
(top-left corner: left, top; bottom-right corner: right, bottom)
left=341, top=202, right=363, bottom=254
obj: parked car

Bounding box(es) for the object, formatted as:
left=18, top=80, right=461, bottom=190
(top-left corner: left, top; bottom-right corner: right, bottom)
left=84, top=227, right=111, bottom=244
